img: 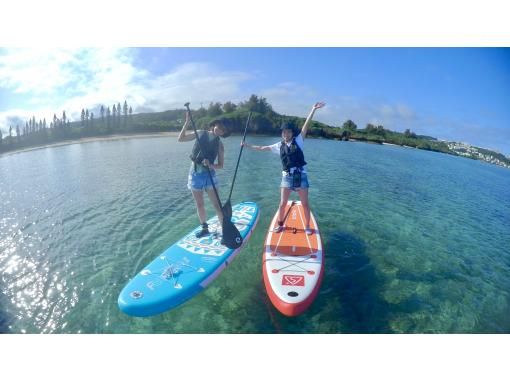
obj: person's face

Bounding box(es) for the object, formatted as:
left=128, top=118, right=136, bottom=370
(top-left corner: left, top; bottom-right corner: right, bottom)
left=213, top=125, right=225, bottom=136
left=282, top=128, right=293, bottom=142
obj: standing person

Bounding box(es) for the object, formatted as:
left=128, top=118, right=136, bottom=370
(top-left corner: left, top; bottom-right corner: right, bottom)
left=178, top=111, right=231, bottom=238
left=242, top=102, right=325, bottom=235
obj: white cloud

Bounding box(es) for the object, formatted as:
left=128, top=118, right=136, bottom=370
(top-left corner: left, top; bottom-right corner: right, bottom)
left=0, top=49, right=253, bottom=135
left=138, top=62, right=252, bottom=111
left=0, top=48, right=76, bottom=94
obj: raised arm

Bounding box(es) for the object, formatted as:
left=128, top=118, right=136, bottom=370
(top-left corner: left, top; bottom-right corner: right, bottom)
left=177, top=110, right=196, bottom=142
left=300, top=102, right=326, bottom=139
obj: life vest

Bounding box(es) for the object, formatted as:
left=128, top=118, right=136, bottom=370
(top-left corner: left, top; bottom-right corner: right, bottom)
left=280, top=137, right=306, bottom=172
left=190, top=130, right=220, bottom=167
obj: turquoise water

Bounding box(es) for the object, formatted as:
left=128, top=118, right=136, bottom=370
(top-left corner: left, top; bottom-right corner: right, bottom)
left=1, top=136, right=509, bottom=333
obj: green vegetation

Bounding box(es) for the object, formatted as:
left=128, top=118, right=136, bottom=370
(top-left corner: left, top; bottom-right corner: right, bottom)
left=1, top=95, right=508, bottom=168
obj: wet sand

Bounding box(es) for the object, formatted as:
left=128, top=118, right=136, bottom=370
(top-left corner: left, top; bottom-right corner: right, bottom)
left=0, top=132, right=179, bottom=157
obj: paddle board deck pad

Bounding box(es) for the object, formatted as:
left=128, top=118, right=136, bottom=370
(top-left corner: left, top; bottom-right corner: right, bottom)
left=118, top=201, right=259, bottom=317
left=263, top=200, right=324, bottom=317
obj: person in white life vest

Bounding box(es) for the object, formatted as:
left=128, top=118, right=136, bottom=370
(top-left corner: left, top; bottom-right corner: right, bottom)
left=242, top=102, right=325, bottom=235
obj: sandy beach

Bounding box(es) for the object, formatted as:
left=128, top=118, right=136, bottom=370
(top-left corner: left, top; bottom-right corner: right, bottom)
left=0, top=132, right=179, bottom=157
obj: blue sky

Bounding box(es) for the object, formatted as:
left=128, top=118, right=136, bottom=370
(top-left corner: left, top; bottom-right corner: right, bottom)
left=1, top=48, right=509, bottom=154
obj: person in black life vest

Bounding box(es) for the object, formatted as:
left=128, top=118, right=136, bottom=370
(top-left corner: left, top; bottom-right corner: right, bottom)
left=178, top=111, right=231, bottom=238
left=242, top=102, right=325, bottom=235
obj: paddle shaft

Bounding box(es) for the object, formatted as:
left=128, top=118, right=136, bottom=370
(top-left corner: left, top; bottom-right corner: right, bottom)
left=226, top=111, right=252, bottom=202
left=282, top=200, right=296, bottom=224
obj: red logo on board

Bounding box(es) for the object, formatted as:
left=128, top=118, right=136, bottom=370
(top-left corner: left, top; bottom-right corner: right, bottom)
left=282, top=275, right=305, bottom=286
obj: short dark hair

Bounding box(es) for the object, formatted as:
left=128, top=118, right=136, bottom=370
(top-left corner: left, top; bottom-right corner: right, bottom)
left=210, top=119, right=230, bottom=138
left=209, top=119, right=223, bottom=128
left=280, top=123, right=299, bottom=137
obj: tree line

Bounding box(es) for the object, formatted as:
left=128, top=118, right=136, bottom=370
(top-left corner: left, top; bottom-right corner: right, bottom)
left=0, top=101, right=134, bottom=153
left=0, top=94, right=452, bottom=156
left=173, top=95, right=450, bottom=154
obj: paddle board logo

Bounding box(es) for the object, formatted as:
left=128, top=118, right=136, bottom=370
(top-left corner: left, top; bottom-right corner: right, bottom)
left=282, top=275, right=305, bottom=286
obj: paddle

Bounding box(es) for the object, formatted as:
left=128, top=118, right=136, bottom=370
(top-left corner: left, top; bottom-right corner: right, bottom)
left=222, top=111, right=252, bottom=220
left=184, top=102, right=243, bottom=249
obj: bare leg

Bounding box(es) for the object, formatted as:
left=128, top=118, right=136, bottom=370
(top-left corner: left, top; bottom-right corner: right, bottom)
left=206, top=188, right=224, bottom=225
left=277, top=187, right=292, bottom=224
left=191, top=190, right=207, bottom=224
left=297, top=188, right=311, bottom=229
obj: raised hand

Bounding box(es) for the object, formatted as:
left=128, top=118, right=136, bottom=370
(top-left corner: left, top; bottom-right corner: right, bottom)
left=313, top=102, right=326, bottom=110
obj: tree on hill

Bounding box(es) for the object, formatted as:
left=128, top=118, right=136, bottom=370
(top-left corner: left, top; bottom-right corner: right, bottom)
left=239, top=94, right=272, bottom=114
left=195, top=105, right=207, bottom=119
left=112, top=104, right=117, bottom=123
left=223, top=101, right=237, bottom=113
left=106, top=107, right=111, bottom=131
left=117, top=102, right=122, bottom=124
left=404, top=128, right=417, bottom=138
left=123, top=100, right=128, bottom=127
left=207, top=102, right=223, bottom=117
left=365, top=123, right=376, bottom=133
left=100, top=105, right=105, bottom=126
left=376, top=125, right=385, bottom=135
left=342, top=119, right=357, bottom=131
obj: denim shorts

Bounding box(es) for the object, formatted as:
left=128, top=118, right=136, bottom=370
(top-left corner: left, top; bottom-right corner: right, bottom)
left=280, top=171, right=309, bottom=190
left=187, top=167, right=218, bottom=191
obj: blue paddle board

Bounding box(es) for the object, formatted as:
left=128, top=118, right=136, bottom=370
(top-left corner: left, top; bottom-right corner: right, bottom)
left=118, top=201, right=259, bottom=317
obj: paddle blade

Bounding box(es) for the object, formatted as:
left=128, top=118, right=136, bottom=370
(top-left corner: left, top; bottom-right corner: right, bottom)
left=221, top=219, right=243, bottom=249
left=222, top=200, right=232, bottom=220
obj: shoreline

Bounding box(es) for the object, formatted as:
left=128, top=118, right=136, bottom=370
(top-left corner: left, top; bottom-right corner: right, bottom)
left=2, top=132, right=509, bottom=170
left=0, top=132, right=179, bottom=157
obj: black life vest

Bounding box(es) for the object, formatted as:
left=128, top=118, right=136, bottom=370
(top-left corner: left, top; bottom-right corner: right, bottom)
left=190, top=130, right=220, bottom=166
left=280, top=137, right=306, bottom=172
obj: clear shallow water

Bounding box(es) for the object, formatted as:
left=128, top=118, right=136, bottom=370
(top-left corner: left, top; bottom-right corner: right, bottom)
left=1, top=136, right=509, bottom=333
